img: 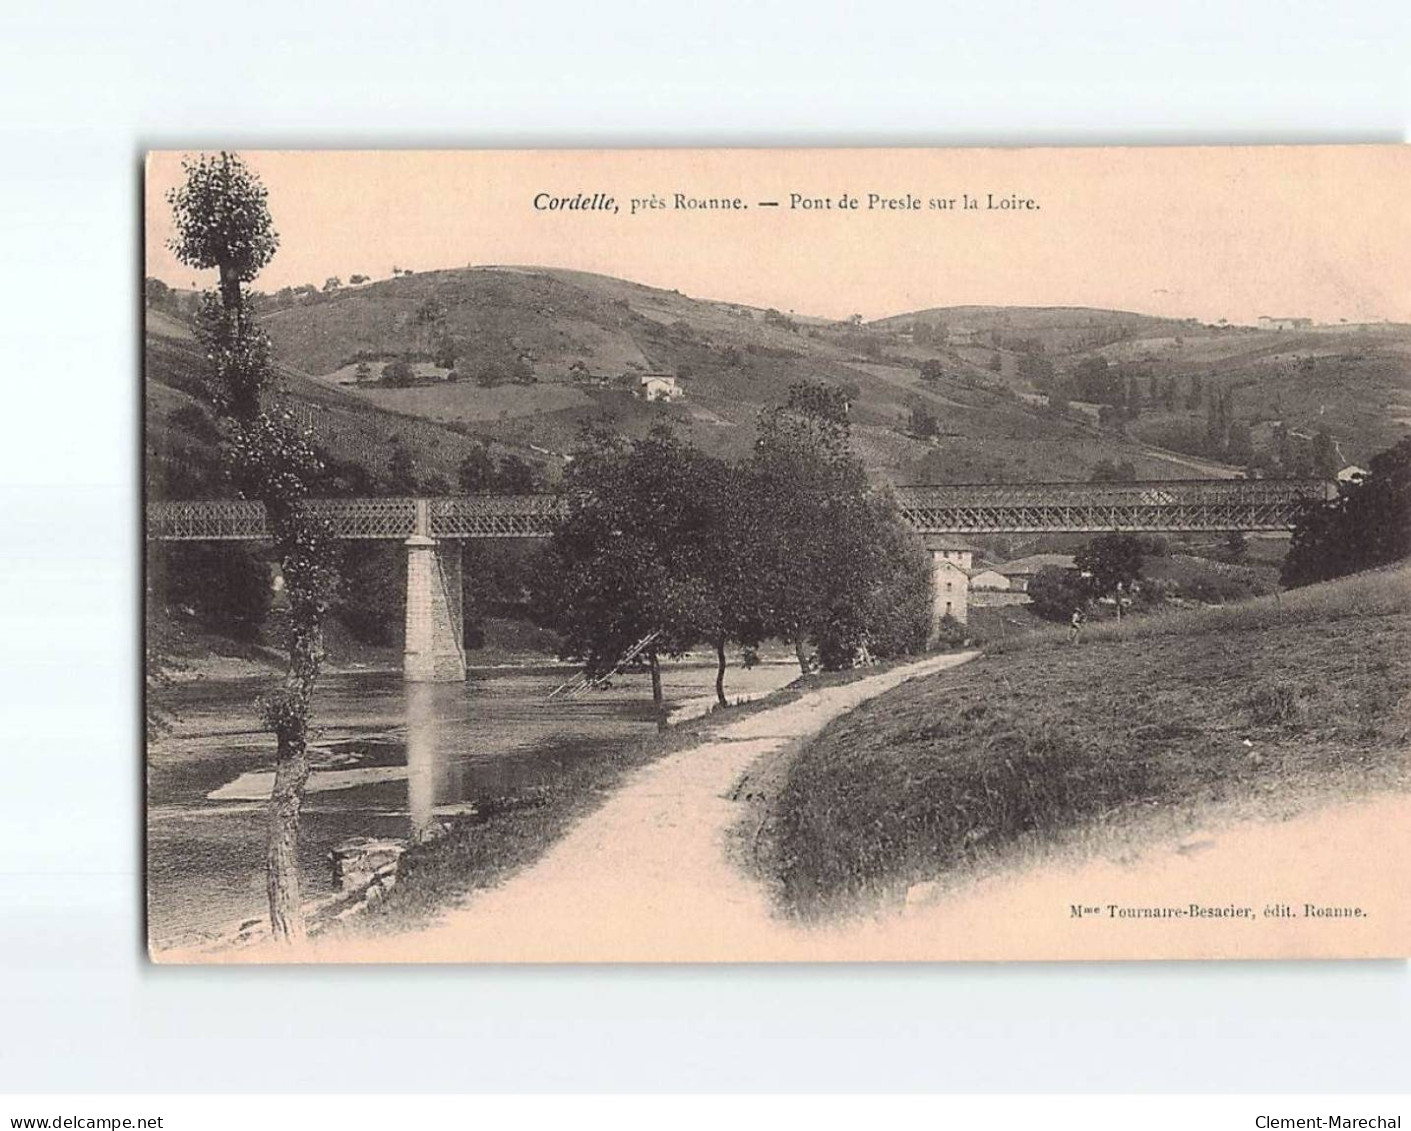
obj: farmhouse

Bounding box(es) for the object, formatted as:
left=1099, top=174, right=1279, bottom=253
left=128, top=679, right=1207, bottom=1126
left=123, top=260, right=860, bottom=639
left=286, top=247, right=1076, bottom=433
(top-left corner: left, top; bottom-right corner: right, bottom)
left=970, top=568, right=1011, bottom=591
left=1337, top=464, right=1369, bottom=483
left=994, top=553, right=1076, bottom=593
left=639, top=372, right=684, bottom=402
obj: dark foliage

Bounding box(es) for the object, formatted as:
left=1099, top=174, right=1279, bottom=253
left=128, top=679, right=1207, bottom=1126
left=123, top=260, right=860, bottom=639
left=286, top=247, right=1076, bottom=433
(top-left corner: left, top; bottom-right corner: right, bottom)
left=1282, top=439, right=1411, bottom=588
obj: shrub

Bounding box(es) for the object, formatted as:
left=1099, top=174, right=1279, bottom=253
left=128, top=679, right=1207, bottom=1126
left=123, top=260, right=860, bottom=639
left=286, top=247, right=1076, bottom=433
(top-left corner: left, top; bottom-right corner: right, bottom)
left=932, top=613, right=967, bottom=649
left=382, top=359, right=415, bottom=387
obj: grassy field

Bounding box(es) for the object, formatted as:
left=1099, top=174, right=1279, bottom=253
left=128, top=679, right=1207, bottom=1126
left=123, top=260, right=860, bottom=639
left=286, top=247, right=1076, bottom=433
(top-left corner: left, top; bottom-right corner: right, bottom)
left=762, top=564, right=1411, bottom=919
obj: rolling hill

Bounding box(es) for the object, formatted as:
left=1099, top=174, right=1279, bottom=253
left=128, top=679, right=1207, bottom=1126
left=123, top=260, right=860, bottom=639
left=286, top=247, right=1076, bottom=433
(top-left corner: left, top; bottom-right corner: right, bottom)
left=146, top=265, right=1411, bottom=496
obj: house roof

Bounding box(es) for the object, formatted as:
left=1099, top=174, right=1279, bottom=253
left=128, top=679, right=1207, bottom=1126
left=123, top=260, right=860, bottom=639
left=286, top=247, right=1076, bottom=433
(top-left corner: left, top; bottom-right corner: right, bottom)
left=996, top=553, right=1075, bottom=576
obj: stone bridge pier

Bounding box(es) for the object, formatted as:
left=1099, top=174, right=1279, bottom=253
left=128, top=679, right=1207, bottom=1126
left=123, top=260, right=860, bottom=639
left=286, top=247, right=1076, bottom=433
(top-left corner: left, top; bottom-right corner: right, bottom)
left=403, top=500, right=466, bottom=682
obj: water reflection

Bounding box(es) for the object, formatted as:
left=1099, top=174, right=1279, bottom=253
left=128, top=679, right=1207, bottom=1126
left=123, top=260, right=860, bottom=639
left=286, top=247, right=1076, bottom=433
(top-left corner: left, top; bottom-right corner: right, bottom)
left=147, top=661, right=799, bottom=943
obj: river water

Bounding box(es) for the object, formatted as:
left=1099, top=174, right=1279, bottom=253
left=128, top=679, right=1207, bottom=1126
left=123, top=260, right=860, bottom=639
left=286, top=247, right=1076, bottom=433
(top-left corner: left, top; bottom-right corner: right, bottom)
left=146, top=661, right=797, bottom=945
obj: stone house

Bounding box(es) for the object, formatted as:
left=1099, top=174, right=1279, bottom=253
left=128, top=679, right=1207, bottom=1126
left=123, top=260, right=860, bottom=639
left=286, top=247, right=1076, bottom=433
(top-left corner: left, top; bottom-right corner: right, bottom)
left=639, top=373, right=683, bottom=402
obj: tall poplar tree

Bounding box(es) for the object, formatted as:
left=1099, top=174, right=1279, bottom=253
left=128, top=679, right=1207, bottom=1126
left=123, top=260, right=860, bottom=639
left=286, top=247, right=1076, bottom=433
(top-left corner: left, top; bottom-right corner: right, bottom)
left=167, top=153, right=337, bottom=941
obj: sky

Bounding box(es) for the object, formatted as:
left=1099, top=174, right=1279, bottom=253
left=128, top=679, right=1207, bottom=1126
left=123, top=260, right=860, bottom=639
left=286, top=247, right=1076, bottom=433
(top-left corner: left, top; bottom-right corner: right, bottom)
left=145, top=147, right=1410, bottom=326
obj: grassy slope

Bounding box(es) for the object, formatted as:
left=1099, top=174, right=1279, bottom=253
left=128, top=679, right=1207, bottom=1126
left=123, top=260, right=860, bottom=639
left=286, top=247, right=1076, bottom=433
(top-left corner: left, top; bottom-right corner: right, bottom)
left=145, top=310, right=545, bottom=496
left=878, top=305, right=1411, bottom=467
left=249, top=266, right=1285, bottom=484
left=763, top=564, right=1411, bottom=919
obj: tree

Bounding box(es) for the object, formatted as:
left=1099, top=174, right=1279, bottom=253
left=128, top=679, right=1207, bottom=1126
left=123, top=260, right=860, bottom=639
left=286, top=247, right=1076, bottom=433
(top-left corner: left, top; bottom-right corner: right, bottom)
left=167, top=152, right=336, bottom=942
left=748, top=381, right=928, bottom=670
left=918, top=358, right=945, bottom=383
left=432, top=336, right=459, bottom=370
left=537, top=425, right=720, bottom=727
left=382, top=358, right=415, bottom=387
left=1075, top=533, right=1146, bottom=619
left=349, top=274, right=369, bottom=285
left=354, top=360, right=372, bottom=385
left=387, top=446, right=418, bottom=494
left=457, top=443, right=495, bottom=492
left=1282, top=438, right=1411, bottom=588
left=908, top=400, right=940, bottom=439
left=477, top=360, right=508, bottom=387
left=1027, top=565, right=1089, bottom=622
left=322, top=276, right=341, bottom=292
left=494, top=454, right=537, bottom=494
left=1017, top=353, right=1055, bottom=389
left=1311, top=427, right=1339, bottom=480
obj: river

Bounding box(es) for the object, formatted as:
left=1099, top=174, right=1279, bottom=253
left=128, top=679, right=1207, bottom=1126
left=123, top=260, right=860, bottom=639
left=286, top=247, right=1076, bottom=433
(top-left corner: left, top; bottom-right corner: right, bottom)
left=146, top=660, right=797, bottom=946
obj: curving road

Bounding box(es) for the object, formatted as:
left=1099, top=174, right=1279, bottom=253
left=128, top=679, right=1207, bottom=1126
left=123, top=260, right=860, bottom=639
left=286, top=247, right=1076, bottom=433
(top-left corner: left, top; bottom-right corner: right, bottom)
left=309, top=651, right=978, bottom=964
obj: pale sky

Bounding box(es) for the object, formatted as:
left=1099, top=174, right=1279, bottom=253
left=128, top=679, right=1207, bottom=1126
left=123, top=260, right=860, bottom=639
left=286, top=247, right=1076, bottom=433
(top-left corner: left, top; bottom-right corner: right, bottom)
left=145, top=147, right=1411, bottom=326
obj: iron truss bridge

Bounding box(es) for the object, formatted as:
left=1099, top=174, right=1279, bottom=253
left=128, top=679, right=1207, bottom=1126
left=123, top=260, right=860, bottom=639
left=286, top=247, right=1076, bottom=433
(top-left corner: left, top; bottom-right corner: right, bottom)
left=146, top=479, right=1330, bottom=542
left=892, top=479, right=1329, bottom=534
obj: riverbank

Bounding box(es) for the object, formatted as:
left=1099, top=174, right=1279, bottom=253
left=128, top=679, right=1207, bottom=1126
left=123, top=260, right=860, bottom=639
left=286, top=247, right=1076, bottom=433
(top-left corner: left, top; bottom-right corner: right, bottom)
left=336, top=654, right=952, bottom=943
left=758, top=563, right=1410, bottom=921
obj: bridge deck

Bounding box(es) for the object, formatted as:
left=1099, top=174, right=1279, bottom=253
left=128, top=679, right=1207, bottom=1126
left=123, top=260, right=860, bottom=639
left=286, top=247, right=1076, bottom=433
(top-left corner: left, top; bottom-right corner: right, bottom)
left=146, top=480, right=1329, bottom=541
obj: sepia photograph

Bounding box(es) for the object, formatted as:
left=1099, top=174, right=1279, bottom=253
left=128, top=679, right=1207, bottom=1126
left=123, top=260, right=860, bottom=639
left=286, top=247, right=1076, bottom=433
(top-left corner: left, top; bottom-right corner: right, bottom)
left=142, top=146, right=1410, bottom=964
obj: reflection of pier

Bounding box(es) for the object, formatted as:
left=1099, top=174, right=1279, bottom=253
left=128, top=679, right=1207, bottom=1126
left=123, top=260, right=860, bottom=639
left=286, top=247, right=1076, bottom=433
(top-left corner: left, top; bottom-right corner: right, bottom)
left=147, top=479, right=1330, bottom=682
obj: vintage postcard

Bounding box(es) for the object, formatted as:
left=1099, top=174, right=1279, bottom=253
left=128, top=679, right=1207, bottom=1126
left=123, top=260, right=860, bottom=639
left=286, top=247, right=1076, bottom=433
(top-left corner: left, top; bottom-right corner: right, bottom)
left=143, top=146, right=1410, bottom=963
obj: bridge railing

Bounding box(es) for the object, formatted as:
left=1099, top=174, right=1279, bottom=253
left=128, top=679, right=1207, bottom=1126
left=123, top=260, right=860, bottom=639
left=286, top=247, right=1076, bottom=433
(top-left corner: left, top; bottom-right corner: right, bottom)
left=147, top=495, right=562, bottom=541
left=146, top=480, right=1332, bottom=541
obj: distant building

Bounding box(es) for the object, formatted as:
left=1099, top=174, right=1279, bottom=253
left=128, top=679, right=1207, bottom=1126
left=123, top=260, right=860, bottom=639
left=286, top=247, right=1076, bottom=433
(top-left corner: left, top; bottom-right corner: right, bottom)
left=638, top=373, right=683, bottom=402
left=1337, top=464, right=1369, bottom=484
left=925, top=535, right=976, bottom=627
left=969, top=566, right=1033, bottom=608
left=1257, top=316, right=1313, bottom=331
left=970, top=568, right=1011, bottom=591
left=994, top=553, right=1076, bottom=593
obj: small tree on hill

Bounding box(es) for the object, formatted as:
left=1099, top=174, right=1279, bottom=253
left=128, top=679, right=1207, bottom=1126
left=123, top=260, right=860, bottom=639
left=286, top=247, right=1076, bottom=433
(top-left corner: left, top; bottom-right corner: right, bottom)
left=457, top=443, right=494, bottom=493
left=382, top=358, right=415, bottom=387
left=388, top=446, right=418, bottom=494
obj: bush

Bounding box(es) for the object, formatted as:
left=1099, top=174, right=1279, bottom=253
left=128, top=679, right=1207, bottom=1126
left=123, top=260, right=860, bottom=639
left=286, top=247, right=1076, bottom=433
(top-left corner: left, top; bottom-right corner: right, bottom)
left=382, top=359, right=415, bottom=387
left=1028, top=565, right=1089, bottom=622
left=932, top=613, right=967, bottom=649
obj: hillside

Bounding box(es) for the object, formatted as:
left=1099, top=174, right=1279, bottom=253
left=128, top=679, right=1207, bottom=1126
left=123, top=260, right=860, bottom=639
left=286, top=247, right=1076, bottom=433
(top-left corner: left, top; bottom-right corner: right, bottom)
left=233, top=267, right=1287, bottom=485
left=763, top=563, right=1411, bottom=919
left=148, top=267, right=1411, bottom=491
left=144, top=307, right=545, bottom=498
left=878, top=303, right=1411, bottom=469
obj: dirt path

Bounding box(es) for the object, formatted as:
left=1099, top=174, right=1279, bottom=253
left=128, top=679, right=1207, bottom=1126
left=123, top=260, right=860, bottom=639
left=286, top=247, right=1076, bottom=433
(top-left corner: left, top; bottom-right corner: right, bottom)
left=314, top=652, right=979, bottom=963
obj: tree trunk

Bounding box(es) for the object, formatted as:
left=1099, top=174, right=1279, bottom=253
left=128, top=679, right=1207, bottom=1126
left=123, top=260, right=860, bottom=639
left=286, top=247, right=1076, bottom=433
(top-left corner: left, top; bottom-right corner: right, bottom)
left=794, top=635, right=811, bottom=674
left=715, top=636, right=728, bottom=708
left=265, top=613, right=324, bottom=943
left=266, top=732, right=310, bottom=942
left=648, top=648, right=666, bottom=731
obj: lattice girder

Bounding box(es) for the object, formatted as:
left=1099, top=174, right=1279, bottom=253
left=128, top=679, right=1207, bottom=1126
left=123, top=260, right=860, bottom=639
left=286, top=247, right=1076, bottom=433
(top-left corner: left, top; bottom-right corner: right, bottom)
left=147, top=480, right=1330, bottom=541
